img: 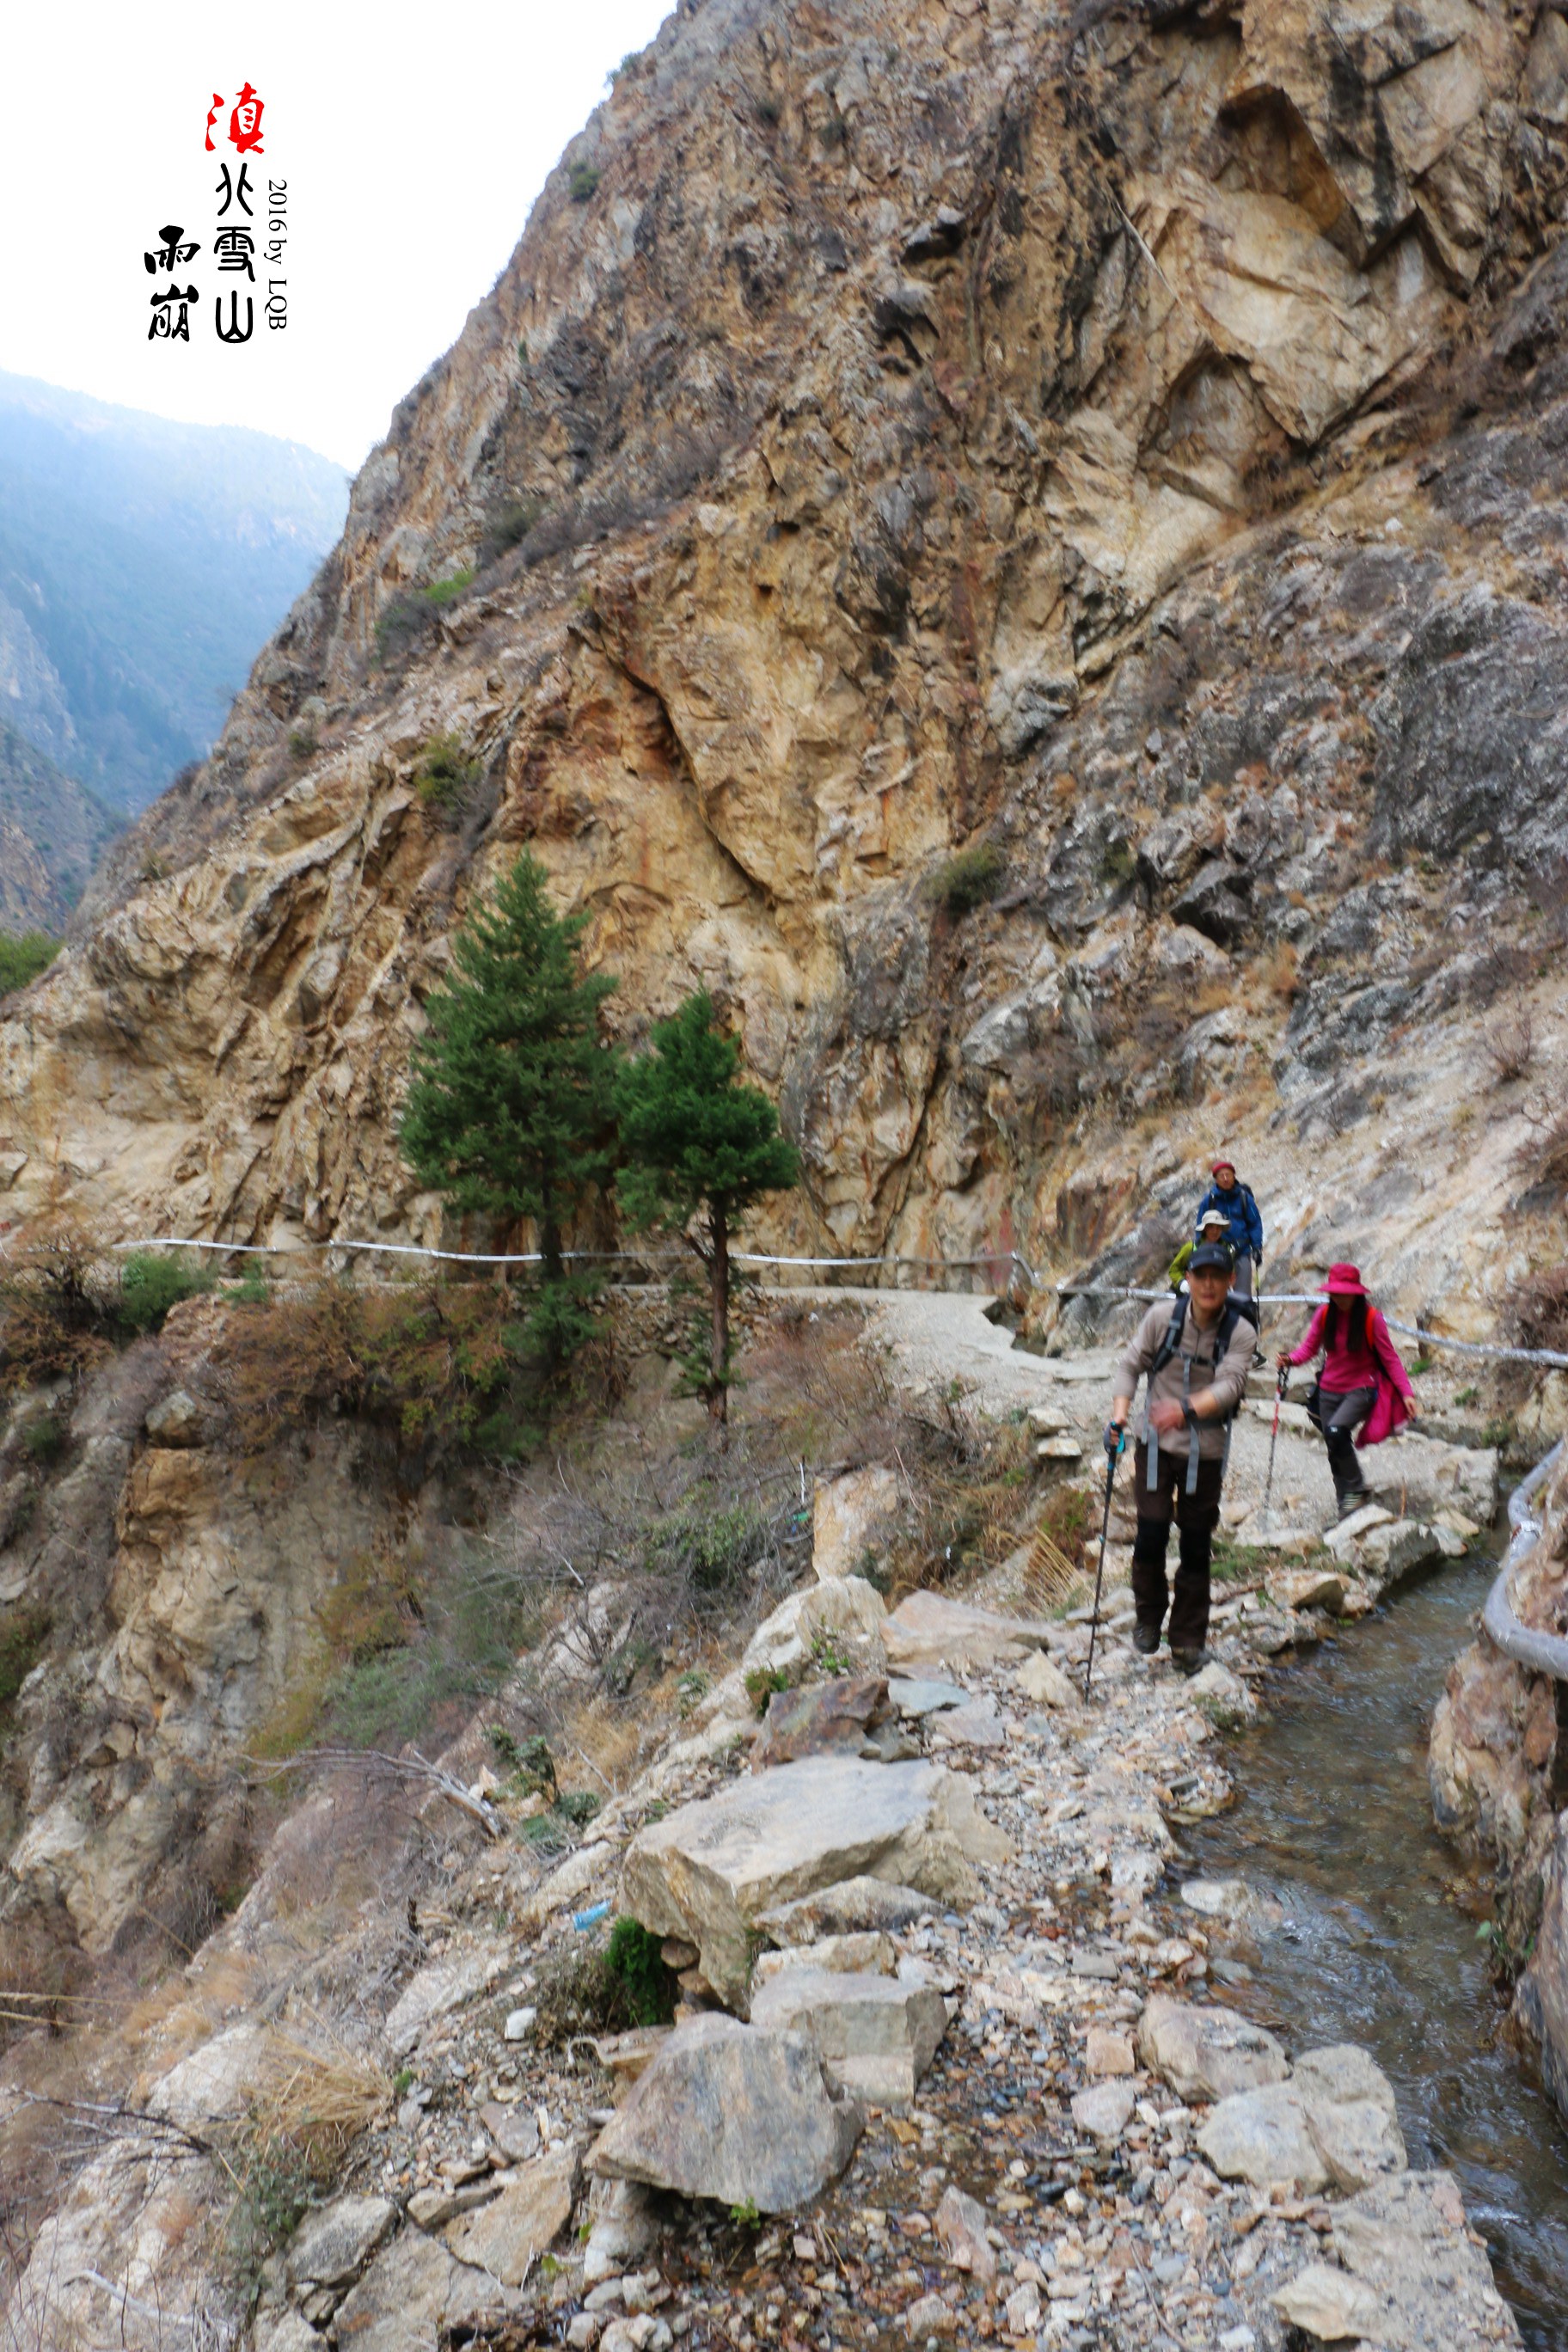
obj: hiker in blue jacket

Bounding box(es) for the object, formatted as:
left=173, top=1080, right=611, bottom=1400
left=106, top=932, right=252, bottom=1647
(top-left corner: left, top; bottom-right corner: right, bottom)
left=1195, top=1159, right=1263, bottom=1301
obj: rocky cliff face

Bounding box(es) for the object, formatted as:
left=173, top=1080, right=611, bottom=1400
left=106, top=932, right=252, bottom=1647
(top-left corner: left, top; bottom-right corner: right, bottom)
left=1, top=0, right=1566, bottom=1326
left=1432, top=1444, right=1568, bottom=2116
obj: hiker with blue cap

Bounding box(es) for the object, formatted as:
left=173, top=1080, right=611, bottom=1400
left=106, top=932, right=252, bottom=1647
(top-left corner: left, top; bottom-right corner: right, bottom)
left=1104, top=1238, right=1254, bottom=1675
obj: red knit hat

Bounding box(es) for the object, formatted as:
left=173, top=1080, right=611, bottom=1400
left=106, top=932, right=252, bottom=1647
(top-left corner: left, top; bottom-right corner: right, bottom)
left=1324, top=1262, right=1369, bottom=1296
left=1211, top=1159, right=1235, bottom=1178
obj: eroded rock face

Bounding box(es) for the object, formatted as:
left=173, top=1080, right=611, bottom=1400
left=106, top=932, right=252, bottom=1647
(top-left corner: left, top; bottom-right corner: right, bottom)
left=0, top=0, right=1560, bottom=1314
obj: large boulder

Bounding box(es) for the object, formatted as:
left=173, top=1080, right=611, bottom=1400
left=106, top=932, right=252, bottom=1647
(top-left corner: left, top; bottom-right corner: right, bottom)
left=749, top=1964, right=947, bottom=2104
left=1137, top=1994, right=1288, bottom=2101
left=1357, top=1519, right=1461, bottom=1588
left=756, top=1876, right=934, bottom=1945
left=742, top=1577, right=888, bottom=1680
left=444, top=2146, right=579, bottom=2285
left=1292, top=2045, right=1408, bottom=2195
left=1275, top=2170, right=1519, bottom=2352
left=753, top=1675, right=888, bottom=1767
left=587, top=2014, right=862, bottom=2213
left=620, top=1755, right=1007, bottom=2010
left=1197, top=2079, right=1329, bottom=2194
left=884, top=1589, right=1055, bottom=1672
left=813, top=1467, right=903, bottom=1581
left=332, top=2226, right=499, bottom=2349
left=286, top=2195, right=398, bottom=2294
left=1197, top=2044, right=1406, bottom=2196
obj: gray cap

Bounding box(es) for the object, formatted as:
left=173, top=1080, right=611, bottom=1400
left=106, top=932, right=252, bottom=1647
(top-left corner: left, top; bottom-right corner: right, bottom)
left=1188, top=1240, right=1234, bottom=1275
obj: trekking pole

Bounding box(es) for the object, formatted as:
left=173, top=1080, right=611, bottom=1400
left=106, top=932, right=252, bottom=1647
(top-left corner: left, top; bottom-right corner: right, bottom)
left=1084, top=1426, right=1124, bottom=1700
left=1261, top=1363, right=1287, bottom=1533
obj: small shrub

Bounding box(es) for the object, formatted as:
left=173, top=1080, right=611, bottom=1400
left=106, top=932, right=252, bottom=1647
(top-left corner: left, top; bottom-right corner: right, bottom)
left=677, top=1668, right=711, bottom=1715
left=220, top=2135, right=313, bottom=2296
left=287, top=725, right=318, bottom=762
left=480, top=497, right=547, bottom=568
left=811, top=1632, right=850, bottom=1677
left=1516, top=1096, right=1568, bottom=1193
left=1509, top=1265, right=1568, bottom=1358
left=530, top=1931, right=665, bottom=2047
left=374, top=592, right=436, bottom=665
left=1210, top=1537, right=1268, bottom=1583
left=1485, top=1012, right=1535, bottom=1085
left=0, top=1223, right=116, bottom=1393
left=555, top=1789, right=602, bottom=1828
left=420, top=567, right=475, bottom=608
left=0, top=1604, right=50, bottom=1711
left=1036, top=1482, right=1093, bottom=1564
left=744, top=1665, right=791, bottom=1716
left=119, top=1248, right=217, bottom=1332
left=21, top=1413, right=64, bottom=1465
left=929, top=842, right=1002, bottom=917
left=646, top=1495, right=771, bottom=1596
left=569, top=161, right=602, bottom=202
left=0, top=932, right=60, bottom=995
left=604, top=1916, right=677, bottom=2025
left=413, top=732, right=481, bottom=812
left=1100, top=838, right=1136, bottom=889
left=1261, top=940, right=1300, bottom=1001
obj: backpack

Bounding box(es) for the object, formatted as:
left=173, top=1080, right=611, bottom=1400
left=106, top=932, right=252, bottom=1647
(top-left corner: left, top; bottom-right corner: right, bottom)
left=1146, top=1290, right=1250, bottom=1494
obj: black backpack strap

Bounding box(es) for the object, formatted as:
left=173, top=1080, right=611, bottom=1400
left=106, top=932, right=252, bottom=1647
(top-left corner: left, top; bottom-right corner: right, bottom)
left=1147, top=1296, right=1186, bottom=1489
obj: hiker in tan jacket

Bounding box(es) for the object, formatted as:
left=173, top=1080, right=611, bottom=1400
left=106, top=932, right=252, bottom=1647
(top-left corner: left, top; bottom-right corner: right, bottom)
left=1105, top=1241, right=1254, bottom=1674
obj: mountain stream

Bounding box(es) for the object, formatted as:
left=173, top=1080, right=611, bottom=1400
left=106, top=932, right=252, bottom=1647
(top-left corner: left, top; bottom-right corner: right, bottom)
left=1186, top=1547, right=1568, bottom=2345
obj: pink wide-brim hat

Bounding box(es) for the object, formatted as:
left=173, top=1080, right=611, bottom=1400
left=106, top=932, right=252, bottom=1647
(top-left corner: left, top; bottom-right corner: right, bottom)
left=1324, top=1262, right=1369, bottom=1296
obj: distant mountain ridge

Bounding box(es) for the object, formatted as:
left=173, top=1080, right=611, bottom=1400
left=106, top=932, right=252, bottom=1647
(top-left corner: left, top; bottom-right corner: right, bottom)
left=0, top=718, right=123, bottom=932
left=0, top=371, right=348, bottom=818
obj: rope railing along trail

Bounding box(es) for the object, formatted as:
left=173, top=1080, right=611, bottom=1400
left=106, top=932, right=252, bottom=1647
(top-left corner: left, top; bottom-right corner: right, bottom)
left=107, top=1235, right=1040, bottom=1290
left=1054, top=1282, right=1568, bottom=1372
left=1483, top=1441, right=1568, bottom=1686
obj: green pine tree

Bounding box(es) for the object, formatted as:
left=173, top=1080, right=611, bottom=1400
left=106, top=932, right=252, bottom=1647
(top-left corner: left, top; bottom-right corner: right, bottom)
left=400, top=851, right=617, bottom=1309
left=616, top=990, right=799, bottom=1424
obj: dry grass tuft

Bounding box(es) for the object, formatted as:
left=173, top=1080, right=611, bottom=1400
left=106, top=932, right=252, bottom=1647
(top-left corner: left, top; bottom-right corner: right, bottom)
left=244, top=2023, right=389, bottom=2177
left=1484, top=1010, right=1535, bottom=1086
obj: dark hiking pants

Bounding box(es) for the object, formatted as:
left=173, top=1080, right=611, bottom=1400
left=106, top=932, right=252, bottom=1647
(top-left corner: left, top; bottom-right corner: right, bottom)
left=1131, top=1442, right=1224, bottom=1654
left=1314, top=1382, right=1376, bottom=1504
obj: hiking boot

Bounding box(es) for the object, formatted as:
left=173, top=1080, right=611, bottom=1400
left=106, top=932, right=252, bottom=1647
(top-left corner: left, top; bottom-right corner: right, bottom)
left=1131, top=1623, right=1161, bottom=1656
left=1336, top=1488, right=1373, bottom=1521
left=1170, top=1647, right=1209, bottom=1677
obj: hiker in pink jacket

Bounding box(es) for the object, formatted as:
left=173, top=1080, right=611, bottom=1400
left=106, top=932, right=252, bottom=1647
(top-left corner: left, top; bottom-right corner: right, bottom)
left=1277, top=1263, right=1418, bottom=1517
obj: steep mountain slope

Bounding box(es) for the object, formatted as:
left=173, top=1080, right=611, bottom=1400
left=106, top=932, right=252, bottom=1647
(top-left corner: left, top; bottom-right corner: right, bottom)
left=2, top=0, right=1566, bottom=1324
left=0, top=371, right=348, bottom=815
left=0, top=718, right=123, bottom=930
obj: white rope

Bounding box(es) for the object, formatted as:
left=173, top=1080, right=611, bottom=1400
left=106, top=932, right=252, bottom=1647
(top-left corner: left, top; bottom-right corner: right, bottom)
left=1484, top=1442, right=1568, bottom=1683
left=107, top=1235, right=1038, bottom=1283
left=1054, top=1281, right=1568, bottom=1370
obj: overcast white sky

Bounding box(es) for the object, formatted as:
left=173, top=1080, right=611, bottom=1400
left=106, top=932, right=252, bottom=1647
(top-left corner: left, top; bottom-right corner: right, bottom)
left=0, top=0, right=676, bottom=471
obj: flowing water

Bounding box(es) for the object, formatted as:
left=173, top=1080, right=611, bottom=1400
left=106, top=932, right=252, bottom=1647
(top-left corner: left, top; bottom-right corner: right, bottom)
left=1186, top=1550, right=1568, bottom=2347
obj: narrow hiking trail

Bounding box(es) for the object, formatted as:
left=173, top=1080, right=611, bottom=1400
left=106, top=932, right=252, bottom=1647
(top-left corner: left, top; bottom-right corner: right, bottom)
left=8, top=1307, right=1524, bottom=2352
